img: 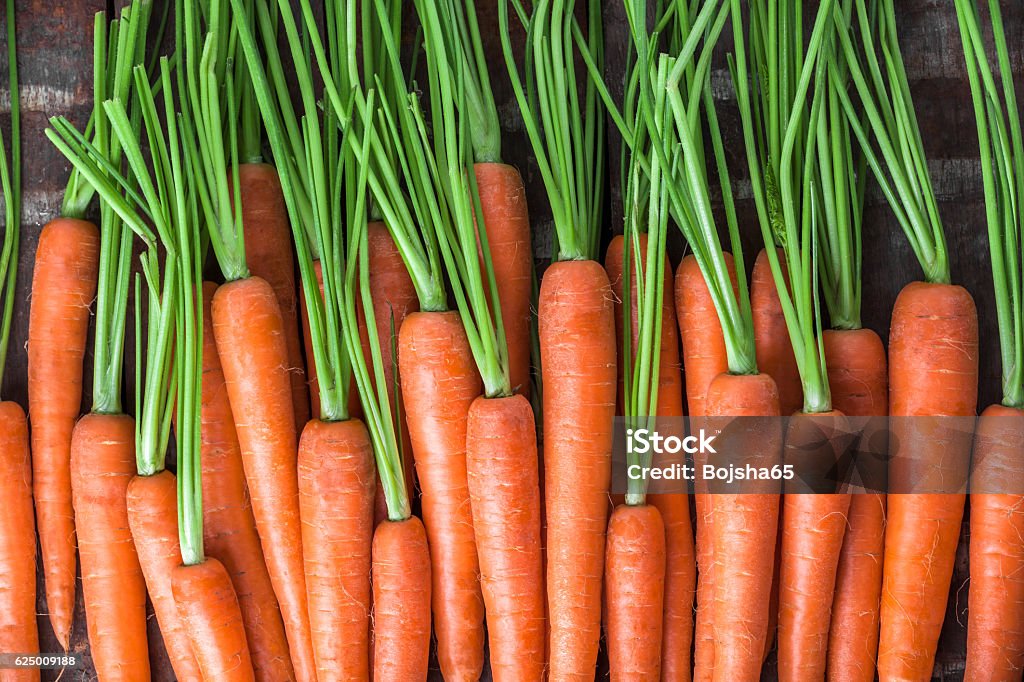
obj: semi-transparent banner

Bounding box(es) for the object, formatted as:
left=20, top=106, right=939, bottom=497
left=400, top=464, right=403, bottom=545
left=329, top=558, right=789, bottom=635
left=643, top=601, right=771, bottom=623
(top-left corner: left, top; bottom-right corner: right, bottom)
left=610, top=415, right=1024, bottom=494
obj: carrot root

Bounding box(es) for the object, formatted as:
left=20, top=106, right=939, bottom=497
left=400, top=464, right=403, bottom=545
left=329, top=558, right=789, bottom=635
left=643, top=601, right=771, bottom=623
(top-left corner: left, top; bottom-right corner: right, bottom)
left=0, top=403, right=38, bottom=681
left=372, top=517, right=432, bottom=682
left=298, top=418, right=375, bottom=680
left=466, top=394, right=546, bottom=681
left=541, top=259, right=616, bottom=680
left=28, top=217, right=100, bottom=647
left=72, top=414, right=152, bottom=680
left=172, top=558, right=256, bottom=682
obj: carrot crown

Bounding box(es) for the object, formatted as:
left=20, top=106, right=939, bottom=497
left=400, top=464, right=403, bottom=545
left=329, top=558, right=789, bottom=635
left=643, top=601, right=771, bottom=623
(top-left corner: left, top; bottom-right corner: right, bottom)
left=834, top=0, right=950, bottom=285
left=731, top=0, right=835, bottom=414
left=498, top=0, right=605, bottom=263
left=0, top=0, right=19, bottom=393
left=407, top=0, right=511, bottom=398
left=816, top=1, right=867, bottom=333
left=955, top=0, right=1024, bottom=409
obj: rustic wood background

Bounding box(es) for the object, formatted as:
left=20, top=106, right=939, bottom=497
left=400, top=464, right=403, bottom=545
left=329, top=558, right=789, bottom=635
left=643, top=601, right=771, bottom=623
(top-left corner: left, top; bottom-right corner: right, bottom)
left=2, top=0, right=1019, bottom=679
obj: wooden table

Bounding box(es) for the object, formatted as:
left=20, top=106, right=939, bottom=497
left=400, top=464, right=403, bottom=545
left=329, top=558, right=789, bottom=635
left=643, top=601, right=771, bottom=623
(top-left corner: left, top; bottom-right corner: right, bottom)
left=5, top=1, right=1018, bottom=679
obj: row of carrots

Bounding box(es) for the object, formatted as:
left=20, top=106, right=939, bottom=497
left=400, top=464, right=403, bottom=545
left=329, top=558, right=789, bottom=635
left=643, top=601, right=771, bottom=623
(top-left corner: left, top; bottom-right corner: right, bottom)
left=0, top=0, right=1022, bottom=681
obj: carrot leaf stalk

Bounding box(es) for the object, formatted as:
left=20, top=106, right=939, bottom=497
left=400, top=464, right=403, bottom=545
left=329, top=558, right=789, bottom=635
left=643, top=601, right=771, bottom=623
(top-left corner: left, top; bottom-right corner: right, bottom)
left=955, top=0, right=1024, bottom=409
left=833, top=0, right=949, bottom=285
left=498, top=0, right=605, bottom=263
left=0, top=0, right=18, bottom=389
left=729, top=0, right=836, bottom=415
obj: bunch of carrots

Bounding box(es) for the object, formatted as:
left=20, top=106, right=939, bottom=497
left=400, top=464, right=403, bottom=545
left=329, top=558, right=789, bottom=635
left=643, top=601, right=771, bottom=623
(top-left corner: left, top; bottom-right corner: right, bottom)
left=0, top=0, right=1022, bottom=681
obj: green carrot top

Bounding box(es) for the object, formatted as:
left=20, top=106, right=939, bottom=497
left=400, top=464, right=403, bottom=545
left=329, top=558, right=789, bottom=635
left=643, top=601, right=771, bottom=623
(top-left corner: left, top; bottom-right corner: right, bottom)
left=88, top=1, right=157, bottom=416
left=730, top=0, right=836, bottom=414
left=0, top=0, right=19, bottom=395
left=955, top=0, right=1024, bottom=408
left=499, top=0, right=606, bottom=263
left=588, top=0, right=758, bottom=377
left=835, top=0, right=950, bottom=285
left=816, top=0, right=867, bottom=332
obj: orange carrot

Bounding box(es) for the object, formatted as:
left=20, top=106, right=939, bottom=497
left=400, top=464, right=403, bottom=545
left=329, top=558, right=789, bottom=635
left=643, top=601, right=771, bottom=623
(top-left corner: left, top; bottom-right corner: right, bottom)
left=541, top=259, right=617, bottom=679
left=238, top=163, right=309, bottom=436
left=71, top=413, right=151, bottom=679
left=752, top=248, right=802, bottom=417
left=966, top=405, right=1024, bottom=679
left=298, top=418, right=375, bottom=680
left=824, top=327, right=888, bottom=681
left=200, top=282, right=293, bottom=682
left=676, top=253, right=736, bottom=682
left=0, top=402, right=38, bottom=681
left=212, top=276, right=316, bottom=681
left=606, top=235, right=696, bottom=679
left=474, top=163, right=533, bottom=396
left=398, top=310, right=485, bottom=681
left=605, top=504, right=666, bottom=680
left=704, top=372, right=782, bottom=681
left=27, top=217, right=99, bottom=647
left=172, top=558, right=256, bottom=682
left=372, top=517, right=432, bottom=682
left=777, top=411, right=851, bottom=680
left=127, top=470, right=203, bottom=680
left=465, top=393, right=546, bottom=680
left=879, top=281, right=977, bottom=680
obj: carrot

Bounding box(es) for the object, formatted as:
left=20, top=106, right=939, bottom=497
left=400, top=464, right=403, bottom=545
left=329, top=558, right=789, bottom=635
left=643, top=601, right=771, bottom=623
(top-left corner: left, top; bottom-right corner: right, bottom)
left=298, top=418, right=376, bottom=680
left=879, top=282, right=977, bottom=678
left=0, top=403, right=38, bottom=679
left=835, top=2, right=983, bottom=672
left=474, top=162, right=533, bottom=396
left=704, top=372, right=782, bottom=681
left=497, top=0, right=611, bottom=671
left=237, top=163, right=309, bottom=437
left=606, top=234, right=696, bottom=680
left=465, top=393, right=546, bottom=680
left=200, top=282, right=294, bottom=682
left=27, top=217, right=99, bottom=647
left=171, top=559, right=256, bottom=682
left=537, top=260, right=616, bottom=678
left=372, top=518, right=432, bottom=682
left=676, top=253, right=736, bottom=682
left=213, top=276, right=316, bottom=680
left=605, top=504, right=666, bottom=680
left=399, top=311, right=485, bottom=680
left=127, top=470, right=203, bottom=680
left=364, top=221, right=418, bottom=523
left=71, top=413, right=151, bottom=679
left=824, top=328, right=888, bottom=681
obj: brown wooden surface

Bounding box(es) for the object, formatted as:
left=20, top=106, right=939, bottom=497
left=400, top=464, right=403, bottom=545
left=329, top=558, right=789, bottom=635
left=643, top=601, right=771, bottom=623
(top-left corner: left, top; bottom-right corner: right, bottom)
left=2, top=0, right=1019, bottom=679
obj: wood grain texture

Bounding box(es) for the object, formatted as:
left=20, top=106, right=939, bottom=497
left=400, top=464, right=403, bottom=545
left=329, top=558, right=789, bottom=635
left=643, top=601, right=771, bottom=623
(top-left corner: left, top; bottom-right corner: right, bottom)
left=2, top=0, right=1016, bottom=679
